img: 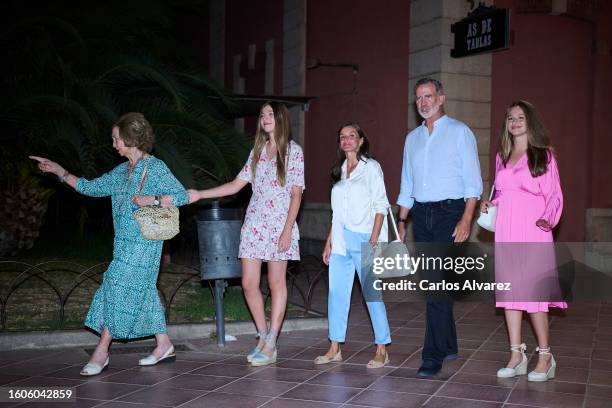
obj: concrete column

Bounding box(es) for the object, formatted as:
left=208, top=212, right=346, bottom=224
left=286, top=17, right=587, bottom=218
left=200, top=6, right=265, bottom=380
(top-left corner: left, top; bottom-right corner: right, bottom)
left=265, top=40, right=275, bottom=95
left=283, top=0, right=307, bottom=147
left=247, top=44, right=256, bottom=70
left=209, top=0, right=225, bottom=86
left=233, top=54, right=245, bottom=132
left=409, top=0, right=493, bottom=240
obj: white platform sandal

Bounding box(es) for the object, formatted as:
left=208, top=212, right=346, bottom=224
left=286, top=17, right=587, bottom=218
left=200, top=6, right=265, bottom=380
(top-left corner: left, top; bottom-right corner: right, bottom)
left=528, top=346, right=556, bottom=382
left=497, top=343, right=527, bottom=378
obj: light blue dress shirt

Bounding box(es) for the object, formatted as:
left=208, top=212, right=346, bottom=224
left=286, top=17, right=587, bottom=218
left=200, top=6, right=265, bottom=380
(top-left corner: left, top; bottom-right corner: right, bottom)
left=397, top=115, right=483, bottom=209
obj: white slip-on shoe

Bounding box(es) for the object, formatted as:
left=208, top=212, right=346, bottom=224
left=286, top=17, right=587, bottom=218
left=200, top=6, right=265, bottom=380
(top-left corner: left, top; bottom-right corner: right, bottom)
left=138, top=346, right=176, bottom=366
left=80, top=357, right=109, bottom=376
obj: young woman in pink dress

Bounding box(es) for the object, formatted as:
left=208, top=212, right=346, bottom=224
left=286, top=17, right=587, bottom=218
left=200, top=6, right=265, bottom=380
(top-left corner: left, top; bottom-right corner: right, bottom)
left=481, top=100, right=565, bottom=382
left=188, top=102, right=305, bottom=366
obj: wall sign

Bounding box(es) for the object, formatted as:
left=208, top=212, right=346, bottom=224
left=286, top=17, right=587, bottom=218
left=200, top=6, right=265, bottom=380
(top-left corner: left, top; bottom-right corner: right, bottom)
left=451, top=5, right=510, bottom=58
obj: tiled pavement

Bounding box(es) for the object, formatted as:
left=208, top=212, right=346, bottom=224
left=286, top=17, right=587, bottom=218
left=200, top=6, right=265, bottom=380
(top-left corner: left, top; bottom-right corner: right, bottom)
left=1, top=300, right=612, bottom=407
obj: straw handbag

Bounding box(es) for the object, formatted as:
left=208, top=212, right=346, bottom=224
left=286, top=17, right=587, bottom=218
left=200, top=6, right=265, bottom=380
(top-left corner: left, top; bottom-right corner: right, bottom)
left=133, top=166, right=180, bottom=240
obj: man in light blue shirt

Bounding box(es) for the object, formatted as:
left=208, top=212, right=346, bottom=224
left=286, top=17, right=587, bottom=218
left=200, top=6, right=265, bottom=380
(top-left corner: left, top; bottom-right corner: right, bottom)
left=397, top=78, right=482, bottom=376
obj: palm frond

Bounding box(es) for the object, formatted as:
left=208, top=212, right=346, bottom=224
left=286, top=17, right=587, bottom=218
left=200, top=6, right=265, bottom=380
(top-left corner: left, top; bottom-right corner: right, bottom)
left=4, top=94, right=96, bottom=135
left=96, top=62, right=185, bottom=112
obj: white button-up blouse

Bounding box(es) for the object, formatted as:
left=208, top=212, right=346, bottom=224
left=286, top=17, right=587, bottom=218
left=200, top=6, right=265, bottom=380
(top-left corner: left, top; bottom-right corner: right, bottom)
left=331, top=158, right=390, bottom=256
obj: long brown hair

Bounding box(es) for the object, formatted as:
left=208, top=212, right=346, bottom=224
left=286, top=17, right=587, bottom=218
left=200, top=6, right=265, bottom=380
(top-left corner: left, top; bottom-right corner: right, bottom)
left=251, top=102, right=292, bottom=186
left=331, top=123, right=371, bottom=185
left=499, top=100, right=552, bottom=177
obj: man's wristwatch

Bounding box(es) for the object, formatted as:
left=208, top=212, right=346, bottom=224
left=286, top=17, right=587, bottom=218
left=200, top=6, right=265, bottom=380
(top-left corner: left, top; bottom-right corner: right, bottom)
left=398, top=218, right=407, bottom=224
left=153, top=195, right=161, bottom=206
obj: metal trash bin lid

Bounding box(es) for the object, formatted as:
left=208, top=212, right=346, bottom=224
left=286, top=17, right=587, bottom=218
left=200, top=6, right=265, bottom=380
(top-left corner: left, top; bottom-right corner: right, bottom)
left=196, top=201, right=242, bottom=221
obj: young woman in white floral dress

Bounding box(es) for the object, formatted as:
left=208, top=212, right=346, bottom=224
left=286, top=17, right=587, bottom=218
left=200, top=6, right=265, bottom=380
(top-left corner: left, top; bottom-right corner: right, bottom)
left=188, top=102, right=305, bottom=366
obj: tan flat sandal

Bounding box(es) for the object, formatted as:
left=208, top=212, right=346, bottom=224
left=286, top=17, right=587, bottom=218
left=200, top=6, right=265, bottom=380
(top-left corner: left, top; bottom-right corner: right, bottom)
left=314, top=350, right=342, bottom=365
left=366, top=351, right=389, bottom=369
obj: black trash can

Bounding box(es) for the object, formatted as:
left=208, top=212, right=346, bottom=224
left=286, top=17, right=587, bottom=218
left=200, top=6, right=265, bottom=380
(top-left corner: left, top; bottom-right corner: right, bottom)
left=196, top=201, right=243, bottom=346
left=197, top=202, right=243, bottom=280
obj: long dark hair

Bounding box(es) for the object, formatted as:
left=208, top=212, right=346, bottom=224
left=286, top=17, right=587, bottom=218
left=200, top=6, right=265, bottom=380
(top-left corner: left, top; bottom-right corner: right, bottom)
left=251, top=102, right=292, bottom=186
left=499, top=100, right=552, bottom=177
left=330, top=123, right=371, bottom=185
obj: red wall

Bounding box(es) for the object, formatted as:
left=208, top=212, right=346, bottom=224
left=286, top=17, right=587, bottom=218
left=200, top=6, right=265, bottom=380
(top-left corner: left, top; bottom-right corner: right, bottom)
left=219, top=0, right=611, bottom=243
left=491, top=2, right=595, bottom=241
left=304, top=0, right=411, bottom=203
left=591, top=1, right=612, bottom=208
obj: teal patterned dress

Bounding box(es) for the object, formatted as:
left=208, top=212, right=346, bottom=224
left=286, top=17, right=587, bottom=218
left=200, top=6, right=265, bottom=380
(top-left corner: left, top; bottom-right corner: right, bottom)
left=76, top=156, right=188, bottom=339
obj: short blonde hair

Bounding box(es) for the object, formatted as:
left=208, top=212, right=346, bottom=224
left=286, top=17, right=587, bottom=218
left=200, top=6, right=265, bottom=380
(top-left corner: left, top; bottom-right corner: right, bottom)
left=114, top=112, right=154, bottom=153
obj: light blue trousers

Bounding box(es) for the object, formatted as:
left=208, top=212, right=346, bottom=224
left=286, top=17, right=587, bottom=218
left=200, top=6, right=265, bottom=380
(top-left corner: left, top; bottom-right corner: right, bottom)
left=328, top=228, right=391, bottom=345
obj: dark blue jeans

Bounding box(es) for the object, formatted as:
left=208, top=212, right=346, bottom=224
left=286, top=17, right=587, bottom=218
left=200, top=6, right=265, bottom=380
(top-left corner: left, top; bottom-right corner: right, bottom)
left=412, top=199, right=465, bottom=364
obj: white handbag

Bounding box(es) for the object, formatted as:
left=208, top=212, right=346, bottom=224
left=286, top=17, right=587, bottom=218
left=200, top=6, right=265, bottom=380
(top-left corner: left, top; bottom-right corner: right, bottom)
left=373, top=209, right=413, bottom=278
left=477, top=183, right=497, bottom=232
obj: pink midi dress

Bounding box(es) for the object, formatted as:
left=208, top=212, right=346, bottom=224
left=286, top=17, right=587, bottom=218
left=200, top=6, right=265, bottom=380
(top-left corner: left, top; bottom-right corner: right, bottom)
left=492, top=151, right=568, bottom=313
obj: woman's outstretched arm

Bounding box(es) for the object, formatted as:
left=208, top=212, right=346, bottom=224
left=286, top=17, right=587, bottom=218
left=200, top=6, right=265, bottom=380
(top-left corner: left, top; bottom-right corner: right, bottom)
left=187, top=177, right=249, bottom=204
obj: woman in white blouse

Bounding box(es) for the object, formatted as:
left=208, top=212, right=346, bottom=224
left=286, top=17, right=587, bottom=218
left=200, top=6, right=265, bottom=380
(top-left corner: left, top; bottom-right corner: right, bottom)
left=315, top=123, right=392, bottom=368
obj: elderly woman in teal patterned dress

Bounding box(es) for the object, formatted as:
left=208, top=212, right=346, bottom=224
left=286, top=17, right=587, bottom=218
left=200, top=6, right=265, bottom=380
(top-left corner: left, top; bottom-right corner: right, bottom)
left=30, top=112, right=188, bottom=376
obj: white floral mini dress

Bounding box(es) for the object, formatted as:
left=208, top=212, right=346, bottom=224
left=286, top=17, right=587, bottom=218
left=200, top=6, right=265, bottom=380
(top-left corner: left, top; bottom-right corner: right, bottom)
left=237, top=140, right=305, bottom=261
